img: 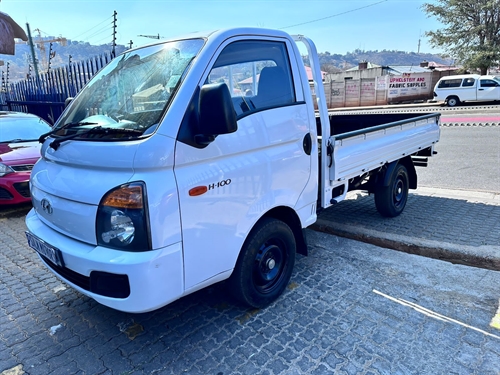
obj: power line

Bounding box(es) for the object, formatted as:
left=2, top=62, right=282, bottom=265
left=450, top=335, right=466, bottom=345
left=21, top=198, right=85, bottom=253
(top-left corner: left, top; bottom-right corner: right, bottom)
left=90, top=34, right=114, bottom=45
left=69, top=15, right=113, bottom=41
left=83, top=22, right=113, bottom=43
left=279, top=0, right=388, bottom=30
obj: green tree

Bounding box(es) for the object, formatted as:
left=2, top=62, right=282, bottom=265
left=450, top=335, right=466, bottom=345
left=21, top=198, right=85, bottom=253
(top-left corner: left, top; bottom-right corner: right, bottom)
left=422, top=0, right=500, bottom=74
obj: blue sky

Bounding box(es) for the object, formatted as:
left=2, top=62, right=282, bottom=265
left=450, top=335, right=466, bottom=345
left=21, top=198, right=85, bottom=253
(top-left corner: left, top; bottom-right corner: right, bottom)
left=2, top=0, right=443, bottom=54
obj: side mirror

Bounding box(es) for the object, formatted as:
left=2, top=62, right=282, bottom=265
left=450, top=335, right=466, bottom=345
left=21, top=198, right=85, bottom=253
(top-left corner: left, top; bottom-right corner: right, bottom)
left=195, top=83, right=237, bottom=146
left=64, top=97, right=74, bottom=108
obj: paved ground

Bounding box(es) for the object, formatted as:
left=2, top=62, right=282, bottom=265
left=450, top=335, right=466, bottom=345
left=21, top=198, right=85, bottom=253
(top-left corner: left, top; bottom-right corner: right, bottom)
left=314, top=187, right=500, bottom=271
left=1, top=115, right=499, bottom=374
left=1, top=211, right=500, bottom=375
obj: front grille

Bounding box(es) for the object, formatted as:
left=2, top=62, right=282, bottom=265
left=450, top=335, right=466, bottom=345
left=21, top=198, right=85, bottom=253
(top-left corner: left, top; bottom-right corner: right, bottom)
left=0, top=187, right=14, bottom=200
left=11, top=164, right=34, bottom=172
left=40, top=254, right=91, bottom=291
left=13, top=182, right=30, bottom=198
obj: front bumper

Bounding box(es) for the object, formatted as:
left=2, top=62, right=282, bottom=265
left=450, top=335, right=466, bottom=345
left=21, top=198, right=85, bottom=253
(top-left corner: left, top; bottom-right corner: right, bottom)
left=25, top=209, right=184, bottom=313
left=0, top=172, right=31, bottom=204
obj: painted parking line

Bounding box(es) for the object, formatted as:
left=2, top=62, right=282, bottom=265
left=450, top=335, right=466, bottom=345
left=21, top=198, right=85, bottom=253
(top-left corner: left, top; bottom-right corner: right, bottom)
left=373, top=289, right=500, bottom=338
left=491, top=300, right=500, bottom=330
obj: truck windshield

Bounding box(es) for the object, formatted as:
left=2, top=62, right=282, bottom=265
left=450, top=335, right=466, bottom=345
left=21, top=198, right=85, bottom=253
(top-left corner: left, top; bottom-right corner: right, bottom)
left=53, top=38, right=204, bottom=139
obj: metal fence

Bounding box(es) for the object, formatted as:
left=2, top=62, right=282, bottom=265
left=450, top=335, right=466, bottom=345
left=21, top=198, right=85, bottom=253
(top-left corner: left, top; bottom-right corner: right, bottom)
left=1, top=53, right=113, bottom=124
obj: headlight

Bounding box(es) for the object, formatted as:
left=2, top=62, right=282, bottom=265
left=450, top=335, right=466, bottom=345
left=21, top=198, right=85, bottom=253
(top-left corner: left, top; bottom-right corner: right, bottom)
left=96, top=182, right=151, bottom=251
left=0, top=163, right=15, bottom=177
left=101, top=209, right=135, bottom=244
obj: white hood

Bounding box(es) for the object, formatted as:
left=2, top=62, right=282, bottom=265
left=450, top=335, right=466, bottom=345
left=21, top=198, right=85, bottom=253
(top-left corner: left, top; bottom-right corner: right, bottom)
left=30, top=135, right=176, bottom=245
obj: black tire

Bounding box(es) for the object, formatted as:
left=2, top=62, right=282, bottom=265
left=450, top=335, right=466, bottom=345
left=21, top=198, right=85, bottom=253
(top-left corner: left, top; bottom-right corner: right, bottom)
left=229, top=218, right=296, bottom=308
left=446, top=96, right=460, bottom=107
left=374, top=164, right=409, bottom=217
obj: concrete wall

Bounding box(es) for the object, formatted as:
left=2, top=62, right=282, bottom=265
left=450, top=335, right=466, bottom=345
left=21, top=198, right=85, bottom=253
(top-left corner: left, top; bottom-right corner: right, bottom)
left=311, top=70, right=459, bottom=108
left=313, top=78, right=387, bottom=109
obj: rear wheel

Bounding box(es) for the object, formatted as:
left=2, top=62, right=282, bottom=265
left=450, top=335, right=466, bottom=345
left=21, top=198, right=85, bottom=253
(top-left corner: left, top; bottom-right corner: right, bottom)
left=446, top=96, right=460, bottom=107
left=374, top=164, right=409, bottom=217
left=229, top=218, right=296, bottom=308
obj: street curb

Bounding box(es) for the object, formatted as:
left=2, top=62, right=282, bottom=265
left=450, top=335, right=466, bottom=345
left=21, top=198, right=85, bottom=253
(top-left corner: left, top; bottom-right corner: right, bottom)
left=311, top=218, right=500, bottom=272
left=413, top=186, right=500, bottom=203
left=312, top=187, right=500, bottom=271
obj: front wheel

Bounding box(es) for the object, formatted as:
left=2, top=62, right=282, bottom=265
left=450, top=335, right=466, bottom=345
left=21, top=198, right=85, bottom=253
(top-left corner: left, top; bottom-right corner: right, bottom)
left=374, top=164, right=409, bottom=217
left=229, top=218, right=296, bottom=308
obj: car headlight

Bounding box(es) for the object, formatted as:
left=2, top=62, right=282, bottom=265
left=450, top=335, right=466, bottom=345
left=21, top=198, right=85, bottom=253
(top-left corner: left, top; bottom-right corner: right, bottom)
left=0, top=163, right=15, bottom=177
left=96, top=182, right=151, bottom=251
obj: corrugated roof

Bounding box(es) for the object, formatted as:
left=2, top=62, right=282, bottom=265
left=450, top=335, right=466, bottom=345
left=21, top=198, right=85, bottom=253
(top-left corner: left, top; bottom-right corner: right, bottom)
left=386, top=66, right=431, bottom=74
left=345, top=62, right=381, bottom=71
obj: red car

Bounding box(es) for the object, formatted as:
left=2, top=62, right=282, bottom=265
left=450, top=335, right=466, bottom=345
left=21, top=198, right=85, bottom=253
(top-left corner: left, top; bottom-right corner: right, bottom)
left=0, top=111, right=52, bottom=205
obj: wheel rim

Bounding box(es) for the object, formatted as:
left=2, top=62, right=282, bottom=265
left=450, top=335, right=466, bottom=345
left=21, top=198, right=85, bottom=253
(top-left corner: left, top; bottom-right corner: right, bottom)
left=253, top=239, right=287, bottom=294
left=393, top=174, right=407, bottom=209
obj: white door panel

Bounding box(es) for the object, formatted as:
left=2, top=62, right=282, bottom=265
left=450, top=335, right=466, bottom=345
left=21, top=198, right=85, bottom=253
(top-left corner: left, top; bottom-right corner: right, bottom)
left=477, top=86, right=500, bottom=101
left=174, top=104, right=311, bottom=289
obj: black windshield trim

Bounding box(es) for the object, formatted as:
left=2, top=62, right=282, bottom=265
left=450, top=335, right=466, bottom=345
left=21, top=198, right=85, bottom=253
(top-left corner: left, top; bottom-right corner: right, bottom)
left=49, top=126, right=144, bottom=150
left=39, top=121, right=99, bottom=144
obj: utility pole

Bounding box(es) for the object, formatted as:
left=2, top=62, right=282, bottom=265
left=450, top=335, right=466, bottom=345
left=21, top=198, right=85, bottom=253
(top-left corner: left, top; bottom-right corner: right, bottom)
left=68, top=54, right=75, bottom=96
left=417, top=30, right=422, bottom=54
left=129, top=40, right=133, bottom=49
left=112, top=10, right=117, bottom=57
left=26, top=22, right=40, bottom=80
left=47, top=42, right=54, bottom=74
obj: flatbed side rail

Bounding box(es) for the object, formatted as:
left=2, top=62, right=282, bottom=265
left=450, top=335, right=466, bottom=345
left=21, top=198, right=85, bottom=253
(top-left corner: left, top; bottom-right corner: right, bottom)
left=329, top=113, right=441, bottom=183
left=334, top=113, right=441, bottom=141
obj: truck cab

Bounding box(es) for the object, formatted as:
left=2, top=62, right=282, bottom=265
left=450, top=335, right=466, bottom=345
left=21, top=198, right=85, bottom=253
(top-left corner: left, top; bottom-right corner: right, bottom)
left=26, top=28, right=321, bottom=313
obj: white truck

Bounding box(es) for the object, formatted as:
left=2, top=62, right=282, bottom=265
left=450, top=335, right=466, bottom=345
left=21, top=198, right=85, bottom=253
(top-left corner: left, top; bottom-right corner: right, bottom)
left=25, top=28, right=441, bottom=313
left=433, top=74, right=500, bottom=107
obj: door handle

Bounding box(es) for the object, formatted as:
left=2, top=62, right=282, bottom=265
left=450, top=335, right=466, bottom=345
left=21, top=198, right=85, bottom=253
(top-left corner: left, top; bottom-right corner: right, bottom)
left=303, top=133, right=312, bottom=155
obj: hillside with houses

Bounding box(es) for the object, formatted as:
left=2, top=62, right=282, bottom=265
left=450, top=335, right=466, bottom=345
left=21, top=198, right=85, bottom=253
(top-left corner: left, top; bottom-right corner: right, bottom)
left=1, top=38, right=453, bottom=83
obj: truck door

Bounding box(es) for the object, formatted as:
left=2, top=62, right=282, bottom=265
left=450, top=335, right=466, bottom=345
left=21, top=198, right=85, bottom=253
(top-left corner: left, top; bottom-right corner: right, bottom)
left=460, top=77, right=477, bottom=101
left=174, top=38, right=313, bottom=290
left=477, top=78, right=500, bottom=101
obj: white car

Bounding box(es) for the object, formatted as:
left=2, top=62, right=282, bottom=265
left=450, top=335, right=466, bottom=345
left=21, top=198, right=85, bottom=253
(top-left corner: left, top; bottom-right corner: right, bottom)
left=433, top=74, right=500, bottom=107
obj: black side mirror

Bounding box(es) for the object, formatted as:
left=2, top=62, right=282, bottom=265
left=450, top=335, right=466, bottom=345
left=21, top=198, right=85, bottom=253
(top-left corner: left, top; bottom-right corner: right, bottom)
left=64, top=97, right=74, bottom=108
left=195, top=83, right=237, bottom=146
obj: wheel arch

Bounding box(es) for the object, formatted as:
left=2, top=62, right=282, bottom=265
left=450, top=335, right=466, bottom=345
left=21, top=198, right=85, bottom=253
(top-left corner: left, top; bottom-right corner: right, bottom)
left=262, top=206, right=308, bottom=256
left=377, top=157, right=417, bottom=190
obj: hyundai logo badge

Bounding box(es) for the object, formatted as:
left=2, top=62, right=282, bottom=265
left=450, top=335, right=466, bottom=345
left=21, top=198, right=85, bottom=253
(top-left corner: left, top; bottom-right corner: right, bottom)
left=41, top=198, right=53, bottom=215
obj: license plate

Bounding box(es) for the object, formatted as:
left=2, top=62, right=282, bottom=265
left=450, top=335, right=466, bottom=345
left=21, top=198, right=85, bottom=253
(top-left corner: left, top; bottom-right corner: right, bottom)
left=25, top=231, right=65, bottom=268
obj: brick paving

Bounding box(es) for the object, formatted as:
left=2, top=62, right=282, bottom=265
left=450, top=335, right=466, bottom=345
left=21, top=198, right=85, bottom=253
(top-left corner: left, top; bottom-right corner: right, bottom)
left=1, top=203, right=500, bottom=375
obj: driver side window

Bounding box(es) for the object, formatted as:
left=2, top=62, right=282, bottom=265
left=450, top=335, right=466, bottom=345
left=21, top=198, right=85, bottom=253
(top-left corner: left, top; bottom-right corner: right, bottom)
left=480, top=79, right=499, bottom=88
left=207, top=40, right=296, bottom=118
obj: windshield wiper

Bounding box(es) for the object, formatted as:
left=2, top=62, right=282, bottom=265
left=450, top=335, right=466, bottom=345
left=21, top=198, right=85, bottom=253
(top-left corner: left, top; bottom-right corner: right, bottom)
left=1, top=138, right=37, bottom=143
left=49, top=126, right=143, bottom=150
left=38, top=121, right=98, bottom=144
